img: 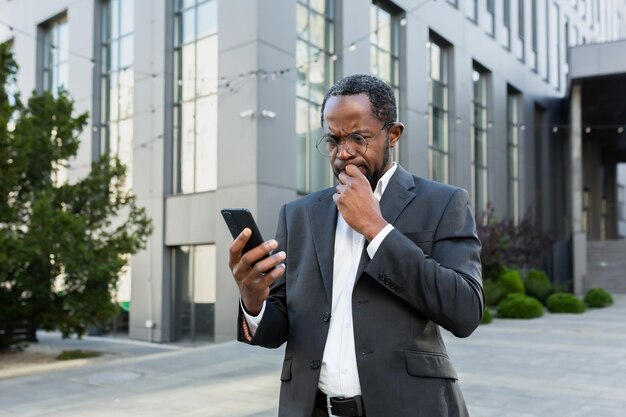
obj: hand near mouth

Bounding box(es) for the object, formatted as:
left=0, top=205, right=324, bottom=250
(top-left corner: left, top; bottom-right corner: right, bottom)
left=333, top=164, right=388, bottom=241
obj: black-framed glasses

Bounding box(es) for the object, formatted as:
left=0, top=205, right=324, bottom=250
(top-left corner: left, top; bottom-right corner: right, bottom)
left=315, top=121, right=396, bottom=157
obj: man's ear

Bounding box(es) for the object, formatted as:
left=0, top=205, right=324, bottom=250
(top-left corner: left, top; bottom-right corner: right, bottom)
left=388, top=122, right=405, bottom=147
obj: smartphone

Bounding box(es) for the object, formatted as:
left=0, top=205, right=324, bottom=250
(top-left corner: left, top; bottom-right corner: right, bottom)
left=221, top=208, right=267, bottom=255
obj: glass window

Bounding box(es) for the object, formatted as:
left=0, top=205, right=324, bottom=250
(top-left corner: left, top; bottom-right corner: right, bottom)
left=428, top=36, right=450, bottom=184
left=507, top=91, right=521, bottom=224
left=172, top=245, right=216, bottom=342
left=370, top=1, right=402, bottom=161
left=471, top=65, right=489, bottom=214
left=370, top=2, right=400, bottom=99
left=564, top=18, right=569, bottom=77
left=101, top=0, right=135, bottom=189
left=174, top=0, right=218, bottom=194
left=530, top=0, right=537, bottom=71
left=486, top=0, right=495, bottom=36
left=40, top=15, right=69, bottom=186
left=96, top=1, right=135, bottom=314
left=42, top=15, right=69, bottom=96
left=468, top=0, right=478, bottom=22
left=581, top=0, right=587, bottom=20
left=549, top=3, right=561, bottom=90
left=518, top=0, right=525, bottom=39
left=296, top=0, right=335, bottom=193
left=503, top=0, right=510, bottom=49
left=503, top=0, right=526, bottom=62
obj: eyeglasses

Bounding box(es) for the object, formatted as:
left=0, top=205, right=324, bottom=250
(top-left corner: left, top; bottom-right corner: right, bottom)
left=315, top=121, right=396, bottom=157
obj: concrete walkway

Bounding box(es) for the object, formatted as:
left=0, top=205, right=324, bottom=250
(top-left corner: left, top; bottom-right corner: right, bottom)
left=1, top=296, right=626, bottom=416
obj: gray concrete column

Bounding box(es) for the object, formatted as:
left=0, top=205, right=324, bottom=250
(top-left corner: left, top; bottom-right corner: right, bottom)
left=401, top=15, right=429, bottom=178
left=213, top=0, right=298, bottom=342
left=130, top=0, right=168, bottom=342
left=570, top=84, right=586, bottom=295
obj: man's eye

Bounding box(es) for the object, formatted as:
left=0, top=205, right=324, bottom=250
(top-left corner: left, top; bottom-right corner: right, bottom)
left=348, top=134, right=366, bottom=144
left=324, top=137, right=338, bottom=146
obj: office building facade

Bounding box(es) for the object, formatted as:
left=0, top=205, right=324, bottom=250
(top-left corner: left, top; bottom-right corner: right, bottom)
left=2, top=0, right=625, bottom=342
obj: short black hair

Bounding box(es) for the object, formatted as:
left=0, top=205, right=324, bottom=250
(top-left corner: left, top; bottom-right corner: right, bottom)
left=320, top=74, right=397, bottom=127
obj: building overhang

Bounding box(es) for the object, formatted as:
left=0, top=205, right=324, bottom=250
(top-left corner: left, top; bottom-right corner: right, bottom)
left=570, top=40, right=626, bottom=162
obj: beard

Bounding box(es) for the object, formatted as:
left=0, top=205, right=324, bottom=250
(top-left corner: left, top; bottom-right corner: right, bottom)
left=365, top=143, right=390, bottom=189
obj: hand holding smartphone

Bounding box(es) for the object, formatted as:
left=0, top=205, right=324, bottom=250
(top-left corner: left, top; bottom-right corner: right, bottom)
left=223, top=208, right=285, bottom=316
left=221, top=208, right=268, bottom=256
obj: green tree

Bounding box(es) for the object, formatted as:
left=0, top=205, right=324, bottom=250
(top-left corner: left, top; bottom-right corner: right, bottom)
left=0, top=44, right=152, bottom=348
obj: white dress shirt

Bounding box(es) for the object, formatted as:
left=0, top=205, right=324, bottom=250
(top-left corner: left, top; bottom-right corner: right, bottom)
left=242, top=163, right=398, bottom=399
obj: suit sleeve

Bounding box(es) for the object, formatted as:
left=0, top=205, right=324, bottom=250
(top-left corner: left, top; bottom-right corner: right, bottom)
left=363, top=188, right=484, bottom=338
left=236, top=204, right=290, bottom=348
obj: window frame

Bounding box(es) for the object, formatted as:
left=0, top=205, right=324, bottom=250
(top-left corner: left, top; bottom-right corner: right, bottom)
left=172, top=0, right=219, bottom=195
left=471, top=63, right=490, bottom=215
left=295, top=0, right=336, bottom=193
left=370, top=0, right=403, bottom=163
left=39, top=13, right=69, bottom=95
left=98, top=0, right=135, bottom=188
left=507, top=88, right=522, bottom=224
left=427, top=32, right=451, bottom=184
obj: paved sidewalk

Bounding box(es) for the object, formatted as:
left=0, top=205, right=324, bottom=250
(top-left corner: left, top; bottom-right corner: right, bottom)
left=1, top=296, right=625, bottom=416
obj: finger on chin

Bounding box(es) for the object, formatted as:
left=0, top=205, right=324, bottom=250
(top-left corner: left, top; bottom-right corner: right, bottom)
left=345, top=164, right=358, bottom=176
left=346, top=164, right=366, bottom=179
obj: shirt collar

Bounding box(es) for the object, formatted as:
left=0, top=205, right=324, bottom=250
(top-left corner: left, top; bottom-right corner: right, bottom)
left=373, top=162, right=397, bottom=201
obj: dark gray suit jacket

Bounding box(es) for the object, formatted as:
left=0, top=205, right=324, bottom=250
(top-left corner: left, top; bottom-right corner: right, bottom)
left=238, top=165, right=483, bottom=417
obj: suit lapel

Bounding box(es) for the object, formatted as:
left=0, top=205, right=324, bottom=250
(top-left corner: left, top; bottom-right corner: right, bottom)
left=379, top=165, right=417, bottom=224
left=355, top=165, right=416, bottom=281
left=308, top=189, right=338, bottom=301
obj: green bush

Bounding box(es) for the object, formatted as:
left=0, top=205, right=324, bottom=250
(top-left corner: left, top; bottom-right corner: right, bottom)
left=483, top=279, right=505, bottom=306
left=483, top=263, right=508, bottom=283
left=481, top=307, right=494, bottom=324
left=546, top=293, right=586, bottom=314
left=484, top=267, right=525, bottom=307
left=524, top=269, right=553, bottom=305
left=584, top=288, right=613, bottom=308
left=500, top=269, right=525, bottom=294
left=497, top=293, right=544, bottom=319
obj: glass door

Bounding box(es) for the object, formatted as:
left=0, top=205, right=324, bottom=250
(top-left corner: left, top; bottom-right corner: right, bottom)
left=172, top=245, right=216, bottom=342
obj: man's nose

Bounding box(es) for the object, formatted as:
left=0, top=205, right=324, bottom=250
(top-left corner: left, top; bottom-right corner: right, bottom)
left=336, top=142, right=353, bottom=160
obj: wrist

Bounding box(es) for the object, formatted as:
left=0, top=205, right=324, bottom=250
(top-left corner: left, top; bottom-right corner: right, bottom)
left=363, top=219, right=389, bottom=242
left=241, top=299, right=262, bottom=316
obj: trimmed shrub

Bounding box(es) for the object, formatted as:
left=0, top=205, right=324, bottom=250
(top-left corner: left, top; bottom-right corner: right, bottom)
left=524, top=269, right=553, bottom=305
left=500, top=269, right=525, bottom=294
left=484, top=267, right=525, bottom=307
left=584, top=288, right=613, bottom=308
left=481, top=307, right=494, bottom=324
left=497, top=293, right=544, bottom=319
left=546, top=293, right=586, bottom=314
left=483, top=263, right=508, bottom=284
left=483, top=279, right=505, bottom=307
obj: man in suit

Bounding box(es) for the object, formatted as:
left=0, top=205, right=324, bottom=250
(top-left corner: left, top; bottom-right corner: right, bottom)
left=228, top=74, right=483, bottom=417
